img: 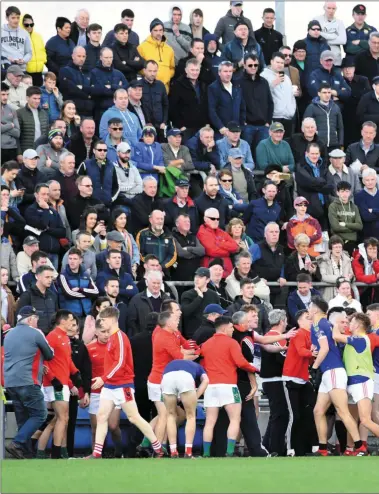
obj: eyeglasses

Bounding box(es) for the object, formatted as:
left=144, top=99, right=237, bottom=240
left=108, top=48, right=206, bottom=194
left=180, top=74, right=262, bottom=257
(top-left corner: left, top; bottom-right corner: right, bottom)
left=221, top=179, right=232, bottom=182
left=110, top=127, right=123, bottom=131
left=96, top=148, right=107, bottom=152
left=311, top=28, right=321, bottom=31
left=247, top=63, right=259, bottom=68
left=81, top=184, right=93, bottom=188
left=24, top=23, right=34, bottom=27
left=206, top=217, right=220, bottom=221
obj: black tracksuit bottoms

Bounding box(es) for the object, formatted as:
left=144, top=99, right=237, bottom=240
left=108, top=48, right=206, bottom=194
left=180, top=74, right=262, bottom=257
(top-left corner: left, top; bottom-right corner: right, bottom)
left=239, top=381, right=268, bottom=457
left=262, top=380, right=289, bottom=456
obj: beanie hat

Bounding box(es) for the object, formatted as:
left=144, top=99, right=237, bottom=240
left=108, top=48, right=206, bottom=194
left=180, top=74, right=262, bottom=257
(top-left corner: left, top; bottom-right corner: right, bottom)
left=307, top=20, right=321, bottom=31
left=48, top=129, right=63, bottom=142
left=150, top=18, right=164, bottom=32
left=293, top=40, right=307, bottom=52
left=234, top=20, right=249, bottom=30
left=208, top=257, right=224, bottom=269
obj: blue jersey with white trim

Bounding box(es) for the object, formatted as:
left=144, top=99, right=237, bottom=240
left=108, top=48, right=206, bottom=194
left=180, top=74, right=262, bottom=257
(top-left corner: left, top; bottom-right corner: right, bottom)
left=163, top=360, right=206, bottom=382
left=311, top=317, right=344, bottom=373
left=371, top=329, right=379, bottom=374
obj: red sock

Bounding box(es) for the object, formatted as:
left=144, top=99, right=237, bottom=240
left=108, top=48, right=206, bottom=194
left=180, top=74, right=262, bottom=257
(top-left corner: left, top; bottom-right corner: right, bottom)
left=185, top=444, right=193, bottom=456
left=362, top=441, right=368, bottom=448
left=151, top=440, right=162, bottom=453
left=93, top=443, right=103, bottom=458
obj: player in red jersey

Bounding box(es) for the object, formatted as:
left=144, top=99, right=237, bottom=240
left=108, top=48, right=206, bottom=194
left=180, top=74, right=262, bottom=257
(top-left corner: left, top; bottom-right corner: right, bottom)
left=86, top=307, right=165, bottom=459
left=42, top=310, right=82, bottom=459
left=87, top=319, right=122, bottom=455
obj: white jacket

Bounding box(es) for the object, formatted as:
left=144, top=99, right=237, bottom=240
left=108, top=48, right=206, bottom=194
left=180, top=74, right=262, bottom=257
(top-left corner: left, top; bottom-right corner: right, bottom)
left=260, top=67, right=296, bottom=120
left=328, top=293, right=362, bottom=313
left=314, top=15, right=346, bottom=66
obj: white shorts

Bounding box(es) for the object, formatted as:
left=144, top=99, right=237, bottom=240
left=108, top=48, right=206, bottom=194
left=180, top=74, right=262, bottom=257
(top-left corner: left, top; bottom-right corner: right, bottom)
left=100, top=386, right=135, bottom=407
left=88, top=392, right=121, bottom=414
left=147, top=381, right=162, bottom=402
left=42, top=385, right=70, bottom=403
left=374, top=373, right=379, bottom=395
left=161, top=371, right=196, bottom=397
left=204, top=384, right=241, bottom=408
left=318, top=368, right=347, bottom=394
left=347, top=380, right=374, bottom=404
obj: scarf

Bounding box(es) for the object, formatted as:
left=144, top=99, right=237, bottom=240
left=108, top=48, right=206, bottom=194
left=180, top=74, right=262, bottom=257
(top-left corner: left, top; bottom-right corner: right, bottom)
left=298, top=253, right=312, bottom=271
left=306, top=156, right=324, bottom=205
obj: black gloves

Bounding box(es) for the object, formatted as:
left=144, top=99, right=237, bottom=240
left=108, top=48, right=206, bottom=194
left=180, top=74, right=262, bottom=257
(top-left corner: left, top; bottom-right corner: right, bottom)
left=51, top=378, right=63, bottom=391
left=70, top=371, right=83, bottom=388
left=310, top=367, right=322, bottom=391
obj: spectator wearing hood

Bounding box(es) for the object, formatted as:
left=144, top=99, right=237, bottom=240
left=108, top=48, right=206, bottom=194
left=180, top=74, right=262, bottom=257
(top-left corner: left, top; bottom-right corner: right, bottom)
left=214, top=1, right=253, bottom=47
left=132, top=126, right=165, bottom=182
left=254, top=8, right=284, bottom=66
left=303, top=83, right=344, bottom=150
left=45, top=17, right=75, bottom=76
left=302, top=20, right=330, bottom=80
left=90, top=47, right=128, bottom=121
left=111, top=24, right=145, bottom=82
left=1, top=6, right=32, bottom=73
left=164, top=6, right=193, bottom=65
left=59, top=46, right=94, bottom=118
left=224, top=21, right=265, bottom=80
left=82, top=23, right=102, bottom=72
left=36, top=129, right=67, bottom=178
left=352, top=237, right=379, bottom=306
left=189, top=8, right=210, bottom=40
left=204, top=34, right=225, bottom=79
left=102, top=9, right=139, bottom=49
left=174, top=38, right=215, bottom=85
left=138, top=19, right=175, bottom=94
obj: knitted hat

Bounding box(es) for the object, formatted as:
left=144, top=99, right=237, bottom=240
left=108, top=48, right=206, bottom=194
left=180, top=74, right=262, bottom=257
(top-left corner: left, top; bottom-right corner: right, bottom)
left=208, top=257, right=224, bottom=268
left=150, top=18, right=164, bottom=32
left=308, top=20, right=322, bottom=31
left=48, top=129, right=63, bottom=142
left=293, top=40, right=307, bottom=52
left=234, top=20, right=249, bottom=30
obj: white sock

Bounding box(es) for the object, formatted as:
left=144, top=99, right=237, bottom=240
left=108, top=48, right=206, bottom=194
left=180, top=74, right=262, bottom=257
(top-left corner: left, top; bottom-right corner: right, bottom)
left=312, top=446, right=319, bottom=453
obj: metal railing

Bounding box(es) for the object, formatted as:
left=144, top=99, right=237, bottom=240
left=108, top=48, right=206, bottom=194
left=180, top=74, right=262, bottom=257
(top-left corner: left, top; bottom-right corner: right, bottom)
left=167, top=281, right=379, bottom=288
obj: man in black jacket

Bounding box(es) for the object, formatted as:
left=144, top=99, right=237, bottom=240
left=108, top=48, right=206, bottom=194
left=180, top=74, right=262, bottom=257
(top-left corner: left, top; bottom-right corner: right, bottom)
left=355, top=32, right=379, bottom=84
left=346, top=121, right=379, bottom=170
left=15, top=149, right=46, bottom=214
left=169, top=58, right=209, bottom=143
left=128, top=177, right=163, bottom=235
left=195, top=175, right=230, bottom=229
left=356, top=77, right=379, bottom=138
left=66, top=118, right=98, bottom=168
left=254, top=8, right=283, bottom=65
left=287, top=117, right=328, bottom=165
left=65, top=175, right=103, bottom=230
left=193, top=304, right=227, bottom=345
left=241, top=55, right=273, bottom=152
left=141, top=60, right=169, bottom=138
left=180, top=267, right=220, bottom=338
left=112, top=24, right=145, bottom=82
left=83, top=23, right=102, bottom=72
left=127, top=80, right=148, bottom=128
left=174, top=38, right=215, bottom=85
left=69, top=9, right=90, bottom=46
left=164, top=178, right=200, bottom=233
left=16, top=265, right=58, bottom=334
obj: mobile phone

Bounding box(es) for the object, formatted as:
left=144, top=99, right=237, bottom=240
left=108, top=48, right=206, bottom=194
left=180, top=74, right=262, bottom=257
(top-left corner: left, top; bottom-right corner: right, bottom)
left=19, top=187, right=26, bottom=191
left=279, top=71, right=285, bottom=77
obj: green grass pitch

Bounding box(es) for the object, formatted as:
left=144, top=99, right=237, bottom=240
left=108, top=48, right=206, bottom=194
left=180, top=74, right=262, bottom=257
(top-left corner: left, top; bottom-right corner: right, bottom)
left=2, top=457, right=379, bottom=493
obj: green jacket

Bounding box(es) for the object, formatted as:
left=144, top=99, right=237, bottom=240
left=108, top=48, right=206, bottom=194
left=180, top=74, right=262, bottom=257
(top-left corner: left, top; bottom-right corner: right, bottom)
left=16, top=104, right=49, bottom=153
left=158, top=165, right=186, bottom=198
left=328, top=198, right=363, bottom=242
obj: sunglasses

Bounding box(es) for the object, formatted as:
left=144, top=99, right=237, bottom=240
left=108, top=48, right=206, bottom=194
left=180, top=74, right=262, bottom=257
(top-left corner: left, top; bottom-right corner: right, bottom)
left=296, top=203, right=308, bottom=207
left=111, top=127, right=123, bottom=131
left=221, top=178, right=232, bottom=182
left=24, top=23, right=34, bottom=27
left=206, top=217, right=220, bottom=221
left=96, top=148, right=107, bottom=152
left=247, top=63, right=259, bottom=68
left=311, top=28, right=321, bottom=31
left=283, top=54, right=292, bottom=58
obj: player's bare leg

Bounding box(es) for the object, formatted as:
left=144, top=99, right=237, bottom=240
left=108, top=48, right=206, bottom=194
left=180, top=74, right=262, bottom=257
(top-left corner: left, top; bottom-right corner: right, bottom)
left=373, top=394, right=379, bottom=425
left=203, top=407, right=219, bottom=457
left=224, top=403, right=242, bottom=456
left=108, top=408, right=123, bottom=457
left=89, top=414, right=97, bottom=450
left=330, top=390, right=362, bottom=442
left=153, top=401, right=167, bottom=444
left=313, top=393, right=331, bottom=445
left=51, top=401, right=69, bottom=458
left=357, top=398, right=379, bottom=436
left=163, top=394, right=179, bottom=457
left=87, top=399, right=115, bottom=458
left=180, top=390, right=198, bottom=457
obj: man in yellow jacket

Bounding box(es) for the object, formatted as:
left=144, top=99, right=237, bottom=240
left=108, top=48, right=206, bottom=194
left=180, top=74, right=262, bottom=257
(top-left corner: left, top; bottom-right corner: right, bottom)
left=138, top=18, right=175, bottom=93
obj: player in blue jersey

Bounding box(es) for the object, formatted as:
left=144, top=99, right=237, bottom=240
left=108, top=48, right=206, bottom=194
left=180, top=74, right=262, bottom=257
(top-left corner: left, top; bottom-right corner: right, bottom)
left=366, top=304, right=379, bottom=427
left=308, top=296, right=367, bottom=456
left=161, top=360, right=209, bottom=458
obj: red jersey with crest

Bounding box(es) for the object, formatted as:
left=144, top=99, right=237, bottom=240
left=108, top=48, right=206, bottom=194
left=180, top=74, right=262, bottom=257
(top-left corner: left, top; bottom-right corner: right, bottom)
left=103, top=329, right=134, bottom=387
left=43, top=327, right=78, bottom=386
left=86, top=339, right=107, bottom=393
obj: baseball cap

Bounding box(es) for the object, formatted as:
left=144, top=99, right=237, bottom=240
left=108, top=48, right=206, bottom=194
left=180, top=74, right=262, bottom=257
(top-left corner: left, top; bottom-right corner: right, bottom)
left=208, top=257, right=224, bottom=268
left=204, top=304, right=228, bottom=315
left=373, top=76, right=379, bottom=86
left=227, top=121, right=241, bottom=132
left=195, top=267, right=210, bottom=278
left=23, top=235, right=39, bottom=246
left=320, top=50, right=335, bottom=62
left=341, top=58, right=355, bottom=68
left=329, top=148, right=346, bottom=158
left=231, top=1, right=243, bottom=5
left=264, top=164, right=283, bottom=176
left=22, top=149, right=39, bottom=160
left=117, top=142, right=131, bottom=153
left=270, top=122, right=285, bottom=132
left=175, top=178, right=190, bottom=187
left=294, top=196, right=309, bottom=206
left=106, top=231, right=124, bottom=242
left=228, top=147, right=243, bottom=159
left=167, top=128, right=182, bottom=137
left=7, top=65, right=24, bottom=76
left=129, top=79, right=144, bottom=88
left=17, top=306, right=41, bottom=322
left=308, top=20, right=322, bottom=30
left=353, top=4, right=366, bottom=14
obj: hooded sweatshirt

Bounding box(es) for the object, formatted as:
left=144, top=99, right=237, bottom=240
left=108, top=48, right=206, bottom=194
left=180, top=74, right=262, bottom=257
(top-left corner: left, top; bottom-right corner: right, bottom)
left=1, top=103, right=20, bottom=149
left=164, top=5, right=193, bottom=65
left=328, top=198, right=363, bottom=242
left=1, top=22, right=32, bottom=70
left=137, top=35, right=175, bottom=93
left=260, top=66, right=296, bottom=120
left=99, top=105, right=142, bottom=146
left=204, top=34, right=224, bottom=78
left=20, top=15, right=47, bottom=73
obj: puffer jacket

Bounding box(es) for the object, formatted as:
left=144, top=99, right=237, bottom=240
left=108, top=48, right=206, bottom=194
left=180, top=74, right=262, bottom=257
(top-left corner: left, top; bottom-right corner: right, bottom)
left=224, top=36, right=265, bottom=79
left=307, top=66, right=351, bottom=101
left=197, top=224, right=239, bottom=276
left=132, top=141, right=165, bottom=181
left=303, top=97, right=344, bottom=147
left=164, top=15, right=192, bottom=64
left=22, top=23, right=47, bottom=73
left=59, top=61, right=94, bottom=116
left=58, top=264, right=99, bottom=317
left=208, top=78, right=246, bottom=130
left=45, top=34, right=75, bottom=75
left=16, top=284, right=58, bottom=334
left=16, top=105, right=49, bottom=152
left=1, top=239, right=19, bottom=282
left=24, top=201, right=66, bottom=254
left=141, top=78, right=169, bottom=127
left=90, top=62, right=128, bottom=111
left=352, top=243, right=379, bottom=285
left=112, top=40, right=145, bottom=82
left=137, top=35, right=175, bottom=93
left=303, top=34, right=330, bottom=79
left=1, top=103, right=20, bottom=149
left=40, top=86, right=63, bottom=123
left=286, top=214, right=323, bottom=257
left=319, top=250, right=354, bottom=301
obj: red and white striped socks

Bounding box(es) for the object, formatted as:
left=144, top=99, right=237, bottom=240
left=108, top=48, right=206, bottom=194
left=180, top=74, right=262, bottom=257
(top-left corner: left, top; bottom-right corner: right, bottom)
left=93, top=443, right=103, bottom=458
left=151, top=440, right=162, bottom=453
